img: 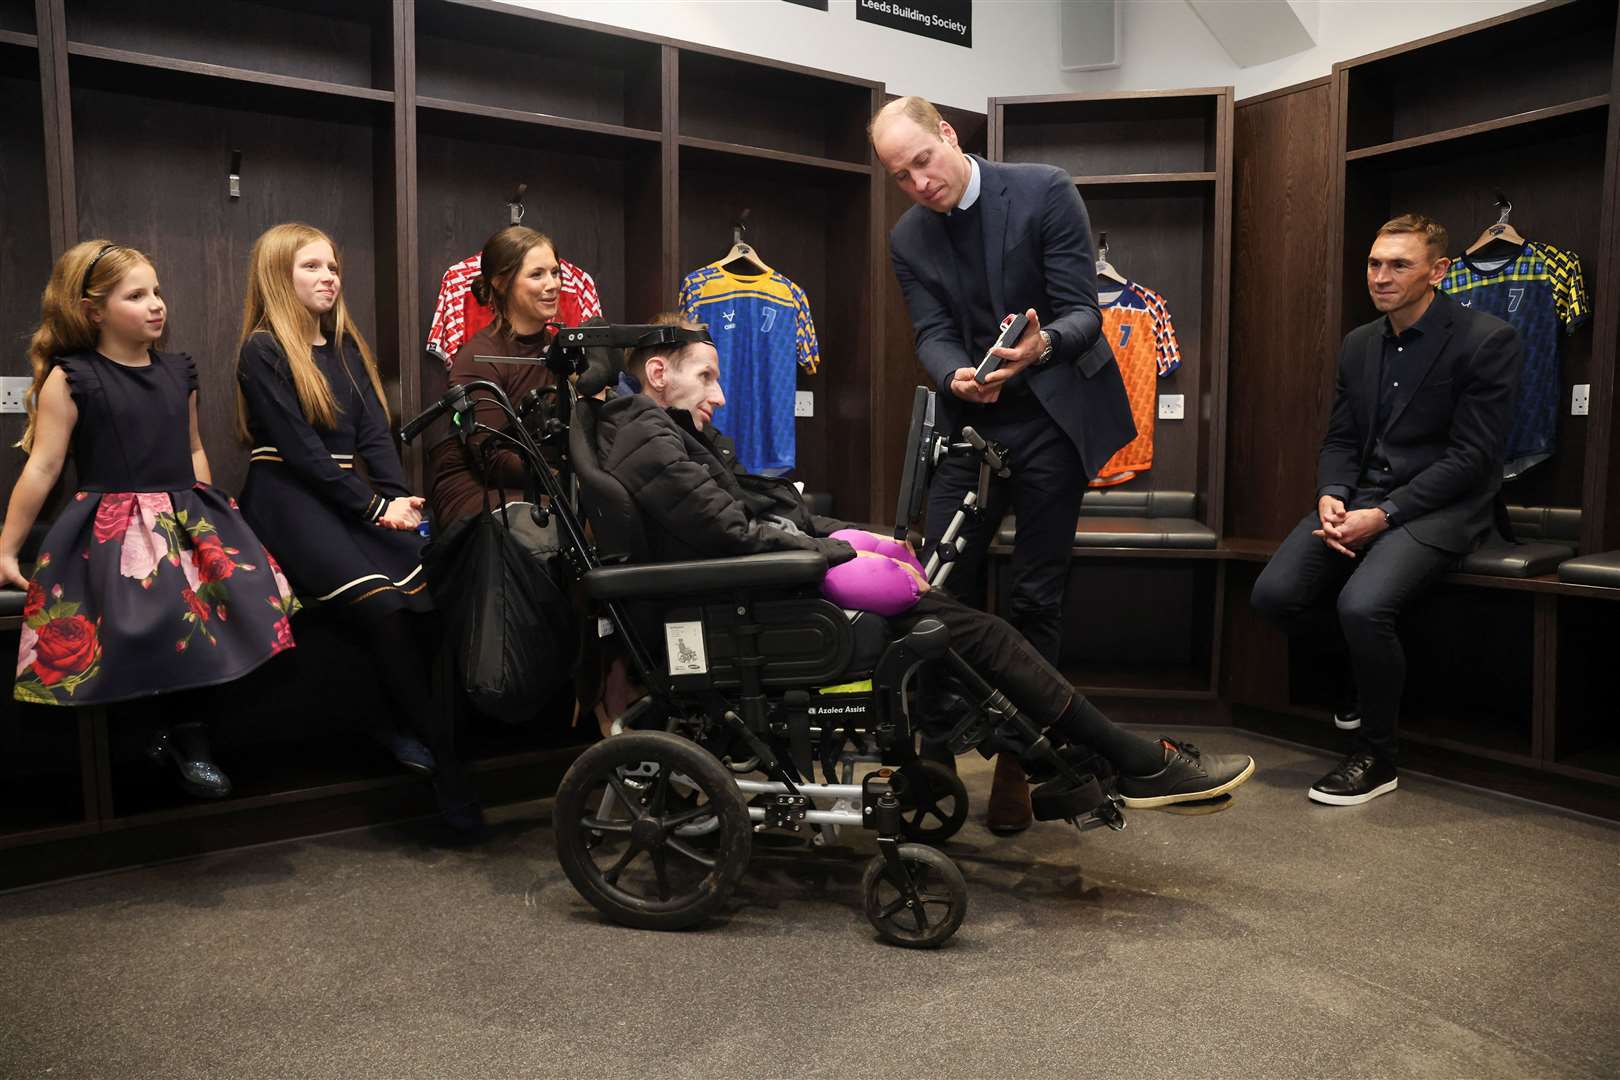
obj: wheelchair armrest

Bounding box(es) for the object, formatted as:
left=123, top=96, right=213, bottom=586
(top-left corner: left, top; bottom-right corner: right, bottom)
left=583, top=551, right=828, bottom=601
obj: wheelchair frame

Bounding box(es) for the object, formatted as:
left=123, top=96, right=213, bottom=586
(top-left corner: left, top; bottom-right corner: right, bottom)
left=405, top=359, right=1123, bottom=948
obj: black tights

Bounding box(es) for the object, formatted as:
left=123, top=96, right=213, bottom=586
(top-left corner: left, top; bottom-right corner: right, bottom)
left=363, top=611, right=474, bottom=806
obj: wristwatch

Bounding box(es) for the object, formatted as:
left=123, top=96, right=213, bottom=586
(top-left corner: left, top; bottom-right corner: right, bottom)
left=1036, top=330, right=1054, bottom=365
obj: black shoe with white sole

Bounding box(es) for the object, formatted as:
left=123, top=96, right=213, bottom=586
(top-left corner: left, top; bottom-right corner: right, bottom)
left=1116, top=739, right=1256, bottom=808
left=1333, top=709, right=1361, bottom=731
left=1308, top=751, right=1397, bottom=805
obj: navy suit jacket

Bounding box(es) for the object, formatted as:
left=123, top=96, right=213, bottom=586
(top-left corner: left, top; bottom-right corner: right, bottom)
left=889, top=155, right=1135, bottom=479
left=1317, top=290, right=1523, bottom=553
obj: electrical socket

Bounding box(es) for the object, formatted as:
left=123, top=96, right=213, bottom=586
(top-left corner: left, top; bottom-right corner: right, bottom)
left=0, top=377, right=30, bottom=414
left=794, top=390, right=814, bottom=418
left=1572, top=383, right=1590, bottom=416
left=1158, top=393, right=1185, bottom=421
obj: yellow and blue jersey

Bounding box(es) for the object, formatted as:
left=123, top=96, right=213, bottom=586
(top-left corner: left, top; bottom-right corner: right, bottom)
left=678, top=264, right=819, bottom=474
left=1441, top=240, right=1588, bottom=478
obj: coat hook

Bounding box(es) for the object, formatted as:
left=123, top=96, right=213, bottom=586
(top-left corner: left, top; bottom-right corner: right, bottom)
left=733, top=207, right=751, bottom=246
left=509, top=182, right=527, bottom=225
left=229, top=149, right=242, bottom=200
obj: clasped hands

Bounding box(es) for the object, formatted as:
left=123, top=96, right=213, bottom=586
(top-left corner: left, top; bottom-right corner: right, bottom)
left=378, top=496, right=426, bottom=531
left=1314, top=495, right=1388, bottom=558
left=948, top=308, right=1044, bottom=405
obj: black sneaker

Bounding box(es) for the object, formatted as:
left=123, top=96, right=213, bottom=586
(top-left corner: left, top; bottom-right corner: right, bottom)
left=1308, top=752, right=1397, bottom=805
left=1333, top=709, right=1362, bottom=731
left=1116, top=739, right=1255, bottom=808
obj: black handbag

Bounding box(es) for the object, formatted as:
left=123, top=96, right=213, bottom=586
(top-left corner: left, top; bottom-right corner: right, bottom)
left=423, top=502, right=577, bottom=725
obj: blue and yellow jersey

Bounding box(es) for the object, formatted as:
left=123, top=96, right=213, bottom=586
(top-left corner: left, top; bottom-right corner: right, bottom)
left=678, top=264, right=819, bottom=475
left=1441, top=240, right=1588, bottom=478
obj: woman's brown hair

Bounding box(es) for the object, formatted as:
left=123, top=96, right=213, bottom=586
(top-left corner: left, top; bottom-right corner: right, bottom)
left=469, top=225, right=556, bottom=336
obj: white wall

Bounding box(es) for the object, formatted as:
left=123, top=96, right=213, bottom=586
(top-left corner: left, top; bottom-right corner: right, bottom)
left=508, top=0, right=1541, bottom=108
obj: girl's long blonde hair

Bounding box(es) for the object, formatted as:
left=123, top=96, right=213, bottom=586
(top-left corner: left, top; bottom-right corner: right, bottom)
left=20, top=240, right=155, bottom=452
left=235, top=222, right=389, bottom=443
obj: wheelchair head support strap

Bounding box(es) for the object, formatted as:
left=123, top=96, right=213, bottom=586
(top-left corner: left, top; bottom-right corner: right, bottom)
left=554, top=321, right=715, bottom=396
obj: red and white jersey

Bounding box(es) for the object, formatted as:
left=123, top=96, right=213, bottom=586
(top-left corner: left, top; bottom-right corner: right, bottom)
left=426, top=253, right=603, bottom=367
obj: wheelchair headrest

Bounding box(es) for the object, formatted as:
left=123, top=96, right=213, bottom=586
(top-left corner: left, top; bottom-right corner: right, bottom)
left=569, top=395, right=651, bottom=564
left=574, top=316, right=624, bottom=398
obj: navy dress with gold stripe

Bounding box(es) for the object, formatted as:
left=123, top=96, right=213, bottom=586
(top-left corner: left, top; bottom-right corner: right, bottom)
left=236, top=332, right=430, bottom=620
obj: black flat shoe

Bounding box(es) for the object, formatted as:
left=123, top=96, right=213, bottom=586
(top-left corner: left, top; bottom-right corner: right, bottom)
left=146, top=726, right=232, bottom=799
left=371, top=729, right=437, bottom=776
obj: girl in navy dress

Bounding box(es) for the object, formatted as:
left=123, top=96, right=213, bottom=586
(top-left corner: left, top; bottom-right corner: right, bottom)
left=0, top=241, right=300, bottom=798
left=234, top=222, right=478, bottom=829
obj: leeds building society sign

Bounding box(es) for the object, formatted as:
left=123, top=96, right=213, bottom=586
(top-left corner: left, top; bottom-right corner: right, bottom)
left=856, top=0, right=972, bottom=48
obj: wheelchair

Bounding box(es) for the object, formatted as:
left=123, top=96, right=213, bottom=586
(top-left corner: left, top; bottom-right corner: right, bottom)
left=403, top=324, right=1126, bottom=948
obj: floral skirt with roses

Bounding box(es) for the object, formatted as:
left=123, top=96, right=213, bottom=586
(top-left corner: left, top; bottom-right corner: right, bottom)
left=14, top=485, right=300, bottom=706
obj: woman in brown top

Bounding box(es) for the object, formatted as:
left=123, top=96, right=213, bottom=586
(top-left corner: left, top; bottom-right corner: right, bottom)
left=428, top=225, right=561, bottom=524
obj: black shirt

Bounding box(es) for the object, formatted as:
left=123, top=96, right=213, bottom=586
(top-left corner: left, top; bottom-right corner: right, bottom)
left=1328, top=292, right=1449, bottom=525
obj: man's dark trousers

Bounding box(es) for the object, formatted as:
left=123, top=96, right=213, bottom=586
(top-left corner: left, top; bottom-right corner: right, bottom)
left=925, top=407, right=1083, bottom=667
left=1251, top=514, right=1457, bottom=762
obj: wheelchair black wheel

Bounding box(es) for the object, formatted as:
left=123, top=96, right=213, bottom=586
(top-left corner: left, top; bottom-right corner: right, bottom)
left=896, top=760, right=969, bottom=843
left=861, top=843, right=968, bottom=949
left=554, top=730, right=750, bottom=932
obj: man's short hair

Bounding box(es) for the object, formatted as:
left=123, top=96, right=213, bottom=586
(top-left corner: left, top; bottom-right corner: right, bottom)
left=625, top=312, right=706, bottom=385
left=1376, top=214, right=1449, bottom=261
left=868, top=95, right=944, bottom=140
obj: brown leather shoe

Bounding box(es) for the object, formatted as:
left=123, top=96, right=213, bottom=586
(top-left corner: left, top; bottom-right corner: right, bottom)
left=986, top=753, right=1033, bottom=834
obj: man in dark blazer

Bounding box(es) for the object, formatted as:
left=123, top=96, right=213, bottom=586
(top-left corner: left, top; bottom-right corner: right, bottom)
left=873, top=96, right=1136, bottom=831
left=1252, top=214, right=1523, bottom=806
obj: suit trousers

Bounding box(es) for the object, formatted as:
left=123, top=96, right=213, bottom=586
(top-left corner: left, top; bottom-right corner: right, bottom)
left=1250, top=512, right=1456, bottom=762
left=924, top=408, right=1084, bottom=667
left=894, top=591, right=1075, bottom=728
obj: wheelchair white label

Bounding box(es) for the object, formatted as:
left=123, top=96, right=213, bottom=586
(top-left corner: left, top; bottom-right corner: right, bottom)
left=664, top=621, right=709, bottom=675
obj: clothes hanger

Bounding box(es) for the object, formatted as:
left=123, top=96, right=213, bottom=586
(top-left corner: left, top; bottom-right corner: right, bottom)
left=716, top=209, right=771, bottom=275
left=1095, top=231, right=1129, bottom=287
left=1465, top=193, right=1526, bottom=258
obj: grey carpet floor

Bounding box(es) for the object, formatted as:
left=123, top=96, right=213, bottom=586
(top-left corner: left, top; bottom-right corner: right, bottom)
left=1, top=727, right=1617, bottom=1080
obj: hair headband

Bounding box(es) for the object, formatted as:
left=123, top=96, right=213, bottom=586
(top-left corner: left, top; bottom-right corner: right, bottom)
left=80, top=244, right=118, bottom=299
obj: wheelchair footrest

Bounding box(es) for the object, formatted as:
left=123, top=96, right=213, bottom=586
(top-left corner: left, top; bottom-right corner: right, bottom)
left=1031, top=773, right=1110, bottom=823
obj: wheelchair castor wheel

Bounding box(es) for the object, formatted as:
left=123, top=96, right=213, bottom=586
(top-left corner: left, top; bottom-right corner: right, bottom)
left=896, top=760, right=969, bottom=843
left=861, top=843, right=968, bottom=949
left=554, top=730, right=751, bottom=931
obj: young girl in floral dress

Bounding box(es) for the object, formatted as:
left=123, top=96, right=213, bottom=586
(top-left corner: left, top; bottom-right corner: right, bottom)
left=0, top=241, right=300, bottom=798
left=234, top=222, right=479, bottom=831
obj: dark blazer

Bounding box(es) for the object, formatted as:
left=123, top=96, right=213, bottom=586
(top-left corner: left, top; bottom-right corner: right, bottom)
left=889, top=155, right=1135, bottom=480
left=1317, top=290, right=1523, bottom=553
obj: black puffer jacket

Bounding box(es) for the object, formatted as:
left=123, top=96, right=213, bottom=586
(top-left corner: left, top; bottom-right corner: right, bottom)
left=595, top=393, right=857, bottom=567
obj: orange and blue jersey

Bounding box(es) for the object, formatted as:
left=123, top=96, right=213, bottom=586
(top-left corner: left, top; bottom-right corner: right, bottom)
left=1091, top=281, right=1181, bottom=487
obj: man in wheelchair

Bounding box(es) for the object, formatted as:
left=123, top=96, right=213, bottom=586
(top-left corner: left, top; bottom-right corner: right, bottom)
left=591, top=313, right=1254, bottom=812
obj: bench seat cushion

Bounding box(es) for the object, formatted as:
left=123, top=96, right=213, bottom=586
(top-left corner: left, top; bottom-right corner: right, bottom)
left=1456, top=539, right=1575, bottom=578
left=1558, top=551, right=1620, bottom=589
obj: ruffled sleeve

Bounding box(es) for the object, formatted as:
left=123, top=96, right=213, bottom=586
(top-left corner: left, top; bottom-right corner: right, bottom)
left=51, top=352, right=98, bottom=409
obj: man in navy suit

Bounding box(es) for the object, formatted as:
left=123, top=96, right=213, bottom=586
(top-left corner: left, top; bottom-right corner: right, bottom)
left=873, top=96, right=1140, bottom=831
left=1251, top=214, right=1523, bottom=806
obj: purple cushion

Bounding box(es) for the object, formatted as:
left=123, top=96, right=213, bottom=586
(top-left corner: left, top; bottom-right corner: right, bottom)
left=829, top=529, right=926, bottom=577
left=821, top=532, right=923, bottom=616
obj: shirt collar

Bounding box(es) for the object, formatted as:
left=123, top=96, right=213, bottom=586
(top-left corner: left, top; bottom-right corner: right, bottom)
left=951, top=155, right=981, bottom=214
left=1382, top=288, right=1448, bottom=340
